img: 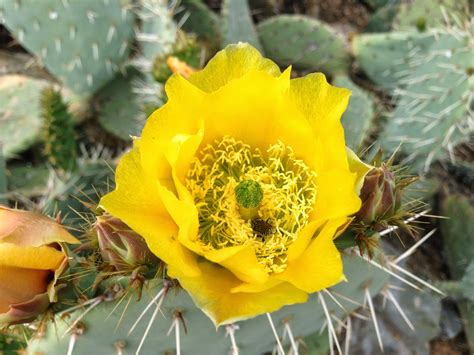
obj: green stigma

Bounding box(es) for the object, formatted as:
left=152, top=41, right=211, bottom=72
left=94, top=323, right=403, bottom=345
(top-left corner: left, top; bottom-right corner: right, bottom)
left=235, top=179, right=263, bottom=209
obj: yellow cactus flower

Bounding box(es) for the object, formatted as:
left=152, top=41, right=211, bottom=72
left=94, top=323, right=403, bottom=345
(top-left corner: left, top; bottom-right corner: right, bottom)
left=0, top=206, right=79, bottom=325
left=100, top=43, right=370, bottom=326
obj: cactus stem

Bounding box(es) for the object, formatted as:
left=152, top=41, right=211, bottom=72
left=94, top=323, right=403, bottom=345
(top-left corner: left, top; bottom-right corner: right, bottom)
left=319, top=293, right=342, bottom=355
left=266, top=313, right=284, bottom=355
left=365, top=288, right=383, bottom=352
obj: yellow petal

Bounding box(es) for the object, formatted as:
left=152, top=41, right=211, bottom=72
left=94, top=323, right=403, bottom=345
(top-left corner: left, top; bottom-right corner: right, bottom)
left=311, top=169, right=361, bottom=223
left=99, top=145, right=200, bottom=278
left=0, top=266, right=49, bottom=313
left=188, top=43, right=281, bottom=93
left=277, top=220, right=345, bottom=293
left=230, top=277, right=283, bottom=294
left=0, top=206, right=79, bottom=247
left=204, top=245, right=269, bottom=284
left=0, top=243, right=64, bottom=270
left=288, top=73, right=351, bottom=171
left=201, top=68, right=320, bottom=171
left=346, top=147, right=372, bottom=194
left=140, top=74, right=205, bottom=183
left=168, top=261, right=307, bottom=326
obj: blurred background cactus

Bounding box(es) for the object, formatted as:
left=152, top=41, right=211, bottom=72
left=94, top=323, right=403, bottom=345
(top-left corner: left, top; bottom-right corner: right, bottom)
left=0, top=0, right=472, bottom=354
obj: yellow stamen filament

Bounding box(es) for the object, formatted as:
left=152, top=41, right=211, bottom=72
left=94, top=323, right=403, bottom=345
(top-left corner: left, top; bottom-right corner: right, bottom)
left=186, top=136, right=317, bottom=273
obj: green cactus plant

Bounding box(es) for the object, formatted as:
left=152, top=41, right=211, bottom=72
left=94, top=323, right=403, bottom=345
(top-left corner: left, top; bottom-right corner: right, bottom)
left=175, top=0, right=221, bottom=45
left=380, top=31, right=472, bottom=171
left=395, top=0, right=469, bottom=31
left=28, top=255, right=390, bottom=354
left=7, top=157, right=115, bottom=229
left=333, top=75, right=376, bottom=151
left=365, top=2, right=400, bottom=32
left=257, top=15, right=350, bottom=76
left=0, top=75, right=50, bottom=157
left=137, top=0, right=177, bottom=60
left=0, top=0, right=135, bottom=97
left=96, top=71, right=145, bottom=141
left=0, top=145, right=6, bottom=204
left=440, top=193, right=474, bottom=350
left=221, top=0, right=263, bottom=52
left=352, top=31, right=438, bottom=90
left=41, top=87, right=77, bottom=172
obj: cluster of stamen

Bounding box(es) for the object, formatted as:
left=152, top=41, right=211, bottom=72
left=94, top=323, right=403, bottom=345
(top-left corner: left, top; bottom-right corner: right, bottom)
left=185, top=136, right=317, bottom=273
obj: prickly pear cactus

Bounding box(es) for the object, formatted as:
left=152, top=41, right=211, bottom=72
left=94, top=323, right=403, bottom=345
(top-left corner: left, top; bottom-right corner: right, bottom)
left=441, top=193, right=474, bottom=349
left=96, top=71, right=145, bottom=141
left=395, top=0, right=469, bottom=30
left=137, top=0, right=177, bottom=60
left=333, top=75, right=376, bottom=150
left=175, top=0, right=221, bottom=44
left=221, top=0, right=263, bottom=52
left=0, top=0, right=135, bottom=97
left=258, top=15, right=350, bottom=76
left=0, top=75, right=49, bottom=157
left=380, top=31, right=473, bottom=171
left=28, top=255, right=390, bottom=354
left=352, top=31, right=438, bottom=90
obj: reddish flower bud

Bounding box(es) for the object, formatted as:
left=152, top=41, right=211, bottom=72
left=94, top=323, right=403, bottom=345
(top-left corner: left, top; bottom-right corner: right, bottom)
left=356, top=165, right=402, bottom=224
left=95, top=214, right=159, bottom=272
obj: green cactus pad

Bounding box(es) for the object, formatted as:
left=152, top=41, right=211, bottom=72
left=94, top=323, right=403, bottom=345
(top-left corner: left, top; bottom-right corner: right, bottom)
left=176, top=0, right=221, bottom=44
left=7, top=164, right=51, bottom=197
left=352, top=31, right=438, bottom=90
left=380, top=32, right=473, bottom=171
left=0, top=75, right=49, bottom=157
left=96, top=72, right=145, bottom=141
left=333, top=75, right=375, bottom=150
left=258, top=15, right=350, bottom=76
left=396, top=0, right=469, bottom=30
left=221, top=0, right=263, bottom=52
left=28, top=255, right=389, bottom=354
left=441, top=193, right=474, bottom=350
left=138, top=0, right=177, bottom=60
left=0, top=0, right=135, bottom=97
left=365, top=3, right=400, bottom=32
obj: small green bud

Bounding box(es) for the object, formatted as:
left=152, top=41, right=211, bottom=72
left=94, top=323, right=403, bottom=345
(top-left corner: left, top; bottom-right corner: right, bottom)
left=415, top=17, right=426, bottom=32
left=235, top=179, right=263, bottom=209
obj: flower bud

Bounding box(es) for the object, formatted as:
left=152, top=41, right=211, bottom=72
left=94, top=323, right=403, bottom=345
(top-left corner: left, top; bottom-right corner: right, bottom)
left=95, top=214, right=159, bottom=272
left=0, top=206, right=79, bottom=325
left=356, top=165, right=402, bottom=224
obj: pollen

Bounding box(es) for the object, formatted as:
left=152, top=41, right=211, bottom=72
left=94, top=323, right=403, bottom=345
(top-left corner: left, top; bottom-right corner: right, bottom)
left=185, top=136, right=318, bottom=274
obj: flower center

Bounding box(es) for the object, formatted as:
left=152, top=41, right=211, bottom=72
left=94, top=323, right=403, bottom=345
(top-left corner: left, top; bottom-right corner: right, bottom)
left=185, top=136, right=318, bottom=274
